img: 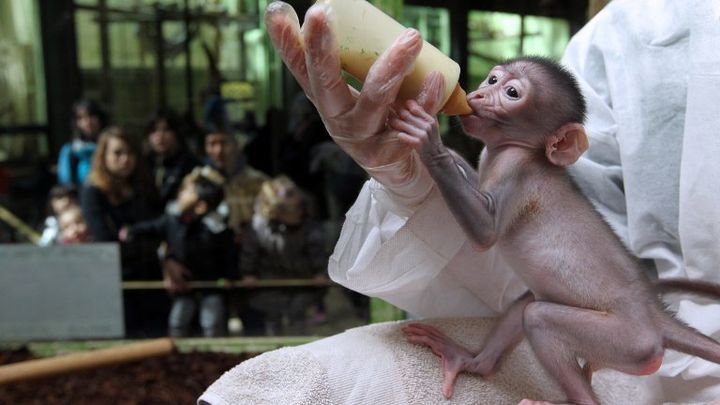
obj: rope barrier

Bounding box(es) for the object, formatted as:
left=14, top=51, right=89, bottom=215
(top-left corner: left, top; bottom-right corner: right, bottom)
left=122, top=279, right=336, bottom=290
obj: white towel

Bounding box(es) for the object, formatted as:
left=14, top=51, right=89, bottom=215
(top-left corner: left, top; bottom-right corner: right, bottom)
left=199, top=318, right=663, bottom=404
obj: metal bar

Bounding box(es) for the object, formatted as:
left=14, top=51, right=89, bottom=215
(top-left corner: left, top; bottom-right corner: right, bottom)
left=183, top=0, right=194, bottom=117
left=519, top=14, right=525, bottom=55
left=98, top=0, right=113, bottom=106
left=73, top=3, right=257, bottom=25
left=154, top=5, right=167, bottom=109
left=0, top=125, right=49, bottom=135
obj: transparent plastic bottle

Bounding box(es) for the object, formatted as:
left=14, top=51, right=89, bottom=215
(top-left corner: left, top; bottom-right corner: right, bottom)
left=317, top=0, right=472, bottom=115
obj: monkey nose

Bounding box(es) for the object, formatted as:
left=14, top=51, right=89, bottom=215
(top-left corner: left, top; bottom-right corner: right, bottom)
left=467, top=90, right=484, bottom=100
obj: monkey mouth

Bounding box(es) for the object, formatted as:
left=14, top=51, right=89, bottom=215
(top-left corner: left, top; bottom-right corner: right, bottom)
left=466, top=101, right=496, bottom=123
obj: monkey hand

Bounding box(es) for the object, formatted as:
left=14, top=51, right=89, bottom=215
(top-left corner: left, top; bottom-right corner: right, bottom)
left=391, top=99, right=451, bottom=168
left=266, top=2, right=445, bottom=205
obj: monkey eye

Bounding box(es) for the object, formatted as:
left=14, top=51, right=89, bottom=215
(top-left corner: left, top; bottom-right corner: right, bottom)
left=506, top=87, right=519, bottom=98
left=488, top=75, right=498, bottom=85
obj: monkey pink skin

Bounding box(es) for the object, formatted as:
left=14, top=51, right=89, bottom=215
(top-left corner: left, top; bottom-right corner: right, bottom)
left=392, top=57, right=720, bottom=405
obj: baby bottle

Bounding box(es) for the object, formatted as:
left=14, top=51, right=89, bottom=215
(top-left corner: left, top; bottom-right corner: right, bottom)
left=316, top=0, right=472, bottom=115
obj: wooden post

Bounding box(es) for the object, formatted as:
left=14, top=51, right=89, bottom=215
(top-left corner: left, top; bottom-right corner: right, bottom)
left=0, top=338, right=174, bottom=385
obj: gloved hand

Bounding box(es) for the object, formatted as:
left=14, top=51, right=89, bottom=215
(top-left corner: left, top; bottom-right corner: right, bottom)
left=265, top=1, right=446, bottom=207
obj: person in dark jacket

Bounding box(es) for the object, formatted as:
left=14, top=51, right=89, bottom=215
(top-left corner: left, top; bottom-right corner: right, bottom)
left=240, top=175, right=328, bottom=336
left=121, top=166, right=237, bottom=337
left=81, top=126, right=165, bottom=337
left=81, top=127, right=161, bottom=279
left=144, top=109, right=200, bottom=207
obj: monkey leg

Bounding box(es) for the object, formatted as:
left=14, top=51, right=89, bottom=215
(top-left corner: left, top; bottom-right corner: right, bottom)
left=522, top=301, right=664, bottom=405
left=402, top=292, right=533, bottom=398
left=470, top=291, right=535, bottom=375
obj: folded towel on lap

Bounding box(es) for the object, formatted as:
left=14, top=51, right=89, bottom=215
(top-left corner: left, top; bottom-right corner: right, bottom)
left=199, top=317, right=662, bottom=405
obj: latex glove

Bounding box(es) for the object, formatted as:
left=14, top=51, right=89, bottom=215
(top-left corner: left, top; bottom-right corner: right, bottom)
left=265, top=2, right=446, bottom=207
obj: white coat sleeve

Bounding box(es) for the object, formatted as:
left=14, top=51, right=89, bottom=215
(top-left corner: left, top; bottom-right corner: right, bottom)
left=562, top=1, right=720, bottom=401
left=328, top=176, right=527, bottom=318
left=561, top=17, right=629, bottom=246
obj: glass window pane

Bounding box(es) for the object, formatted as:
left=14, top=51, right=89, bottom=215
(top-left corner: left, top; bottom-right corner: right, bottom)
left=0, top=1, right=47, bottom=126
left=522, top=15, right=569, bottom=58
left=468, top=11, right=522, bottom=88
left=0, top=133, right=49, bottom=163
left=108, top=18, right=160, bottom=132
left=75, top=10, right=104, bottom=102
left=468, top=11, right=570, bottom=89
left=403, top=6, right=451, bottom=55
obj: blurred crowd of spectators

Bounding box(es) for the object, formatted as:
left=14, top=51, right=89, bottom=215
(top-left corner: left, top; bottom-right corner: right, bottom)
left=3, top=95, right=369, bottom=338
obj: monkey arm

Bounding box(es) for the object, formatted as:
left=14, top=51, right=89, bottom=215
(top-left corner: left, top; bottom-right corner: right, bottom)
left=390, top=101, right=497, bottom=249
left=424, top=151, right=497, bottom=250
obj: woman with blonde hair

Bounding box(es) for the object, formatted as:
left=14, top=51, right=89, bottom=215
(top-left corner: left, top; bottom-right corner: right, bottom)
left=81, top=126, right=166, bottom=336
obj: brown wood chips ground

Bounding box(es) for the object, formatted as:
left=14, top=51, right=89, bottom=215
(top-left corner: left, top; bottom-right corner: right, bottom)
left=0, top=348, right=256, bottom=404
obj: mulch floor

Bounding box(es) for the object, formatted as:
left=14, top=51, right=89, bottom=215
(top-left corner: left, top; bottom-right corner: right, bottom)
left=0, top=348, right=256, bottom=404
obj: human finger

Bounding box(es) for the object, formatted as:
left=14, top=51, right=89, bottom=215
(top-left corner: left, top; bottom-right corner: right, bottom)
left=354, top=29, right=423, bottom=133
left=303, top=5, right=355, bottom=118
left=265, top=2, right=312, bottom=95
left=416, top=71, right=446, bottom=115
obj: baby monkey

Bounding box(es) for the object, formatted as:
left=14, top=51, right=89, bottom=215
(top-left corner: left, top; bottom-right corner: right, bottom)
left=391, top=56, right=720, bottom=405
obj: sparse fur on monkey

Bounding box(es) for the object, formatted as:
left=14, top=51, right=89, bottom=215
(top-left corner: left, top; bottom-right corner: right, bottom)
left=390, top=56, right=720, bottom=405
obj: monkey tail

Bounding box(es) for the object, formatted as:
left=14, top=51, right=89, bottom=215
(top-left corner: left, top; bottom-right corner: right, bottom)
left=653, top=278, right=720, bottom=300
left=658, top=312, right=720, bottom=365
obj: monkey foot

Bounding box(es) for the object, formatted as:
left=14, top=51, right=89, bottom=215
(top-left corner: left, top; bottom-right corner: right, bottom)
left=518, top=400, right=596, bottom=405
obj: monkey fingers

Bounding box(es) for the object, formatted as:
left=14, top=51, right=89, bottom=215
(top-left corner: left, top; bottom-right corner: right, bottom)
left=402, top=323, right=476, bottom=399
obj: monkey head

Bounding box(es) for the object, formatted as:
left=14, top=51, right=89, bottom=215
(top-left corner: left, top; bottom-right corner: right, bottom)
left=461, top=56, right=589, bottom=167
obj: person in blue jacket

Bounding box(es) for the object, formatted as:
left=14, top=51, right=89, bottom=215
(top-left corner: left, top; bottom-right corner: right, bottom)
left=57, top=99, right=109, bottom=187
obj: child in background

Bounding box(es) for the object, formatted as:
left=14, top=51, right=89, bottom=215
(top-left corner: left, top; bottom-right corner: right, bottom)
left=241, top=175, right=329, bottom=336
left=57, top=205, right=91, bottom=244
left=38, top=185, right=79, bottom=246
left=120, top=167, right=236, bottom=337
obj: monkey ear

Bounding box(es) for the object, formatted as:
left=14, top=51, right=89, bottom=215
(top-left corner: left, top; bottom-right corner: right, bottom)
left=545, top=123, right=589, bottom=167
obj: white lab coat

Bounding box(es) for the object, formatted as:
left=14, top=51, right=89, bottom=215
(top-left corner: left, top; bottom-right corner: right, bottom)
left=329, top=0, right=720, bottom=402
